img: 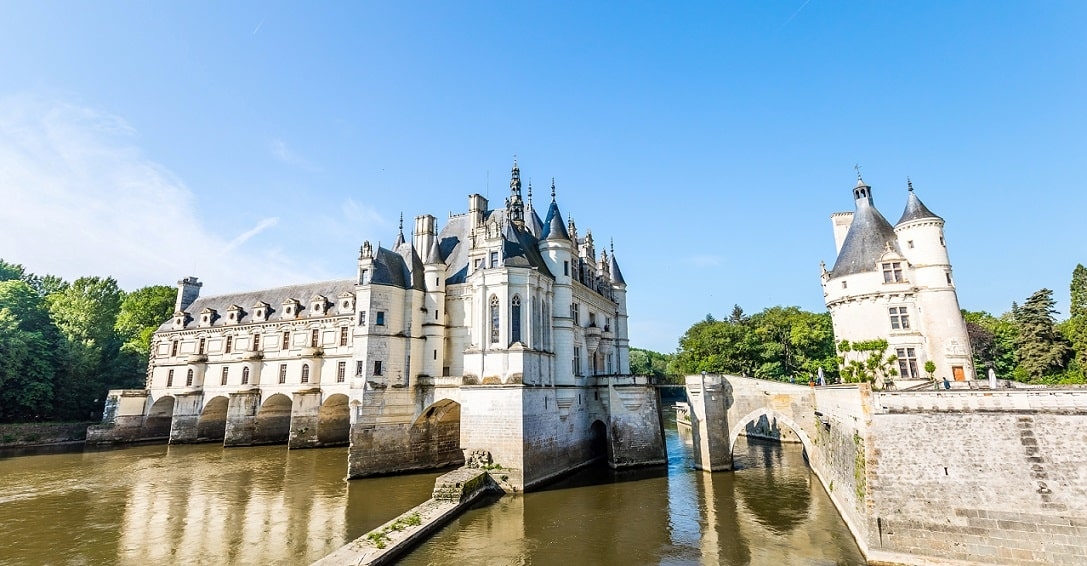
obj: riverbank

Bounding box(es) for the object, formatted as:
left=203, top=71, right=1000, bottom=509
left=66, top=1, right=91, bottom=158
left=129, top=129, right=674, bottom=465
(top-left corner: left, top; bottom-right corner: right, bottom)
left=0, top=422, right=92, bottom=448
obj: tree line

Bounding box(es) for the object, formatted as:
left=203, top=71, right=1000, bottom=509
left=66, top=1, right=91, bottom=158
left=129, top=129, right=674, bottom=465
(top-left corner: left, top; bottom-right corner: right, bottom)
left=0, top=259, right=175, bottom=423
left=645, top=264, right=1087, bottom=387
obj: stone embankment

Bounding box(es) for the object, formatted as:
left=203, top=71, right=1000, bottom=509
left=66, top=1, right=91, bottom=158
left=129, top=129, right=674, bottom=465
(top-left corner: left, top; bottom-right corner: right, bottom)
left=313, top=467, right=503, bottom=565
left=0, top=422, right=91, bottom=447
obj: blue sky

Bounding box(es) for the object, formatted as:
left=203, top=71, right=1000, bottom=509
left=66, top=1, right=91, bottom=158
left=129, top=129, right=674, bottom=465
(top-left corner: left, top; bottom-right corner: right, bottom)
left=0, top=2, right=1084, bottom=353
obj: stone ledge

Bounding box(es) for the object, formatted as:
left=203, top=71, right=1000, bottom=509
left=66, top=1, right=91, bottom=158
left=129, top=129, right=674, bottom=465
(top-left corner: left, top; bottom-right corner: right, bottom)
left=312, top=468, right=501, bottom=566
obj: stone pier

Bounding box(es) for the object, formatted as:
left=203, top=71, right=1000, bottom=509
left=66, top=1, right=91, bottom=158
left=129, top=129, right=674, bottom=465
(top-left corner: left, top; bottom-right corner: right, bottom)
left=288, top=389, right=323, bottom=449
left=223, top=390, right=261, bottom=447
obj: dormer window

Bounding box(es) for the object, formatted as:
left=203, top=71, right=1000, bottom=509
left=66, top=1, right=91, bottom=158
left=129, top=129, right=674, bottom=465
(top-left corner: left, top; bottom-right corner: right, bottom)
left=226, top=305, right=244, bottom=325
left=173, top=312, right=187, bottom=329
left=338, top=292, right=355, bottom=313
left=282, top=299, right=301, bottom=319
left=200, top=308, right=216, bottom=327
left=310, top=296, right=328, bottom=317
left=881, top=262, right=904, bottom=283
left=252, top=301, right=270, bottom=322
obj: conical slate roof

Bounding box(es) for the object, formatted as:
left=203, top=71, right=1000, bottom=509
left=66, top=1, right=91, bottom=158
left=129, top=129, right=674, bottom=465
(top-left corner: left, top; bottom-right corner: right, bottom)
left=609, top=254, right=626, bottom=285
left=896, top=188, right=942, bottom=225
left=540, top=201, right=569, bottom=241
left=831, top=184, right=900, bottom=278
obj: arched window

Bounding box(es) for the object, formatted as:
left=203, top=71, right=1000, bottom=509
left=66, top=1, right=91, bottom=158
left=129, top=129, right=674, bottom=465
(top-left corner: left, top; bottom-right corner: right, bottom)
left=241, top=366, right=250, bottom=385
left=532, top=296, right=540, bottom=349
left=511, top=295, right=522, bottom=344
left=301, top=363, right=310, bottom=383
left=490, top=295, right=500, bottom=344
left=186, top=369, right=194, bottom=386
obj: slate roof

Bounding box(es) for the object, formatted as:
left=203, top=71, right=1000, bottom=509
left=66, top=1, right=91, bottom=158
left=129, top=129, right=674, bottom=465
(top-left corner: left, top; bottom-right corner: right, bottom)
left=831, top=183, right=900, bottom=278
left=371, top=247, right=412, bottom=289
left=160, top=279, right=357, bottom=331
left=610, top=254, right=627, bottom=285
left=896, top=189, right=942, bottom=225
left=540, top=200, right=570, bottom=241
left=436, top=208, right=554, bottom=285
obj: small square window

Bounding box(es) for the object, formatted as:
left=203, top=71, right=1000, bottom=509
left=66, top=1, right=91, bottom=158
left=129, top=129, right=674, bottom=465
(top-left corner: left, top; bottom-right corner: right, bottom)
left=375, top=311, right=385, bottom=326
left=889, top=306, right=910, bottom=330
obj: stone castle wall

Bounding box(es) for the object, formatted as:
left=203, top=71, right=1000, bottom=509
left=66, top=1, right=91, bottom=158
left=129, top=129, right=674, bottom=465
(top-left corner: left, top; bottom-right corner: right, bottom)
left=865, top=389, right=1087, bottom=565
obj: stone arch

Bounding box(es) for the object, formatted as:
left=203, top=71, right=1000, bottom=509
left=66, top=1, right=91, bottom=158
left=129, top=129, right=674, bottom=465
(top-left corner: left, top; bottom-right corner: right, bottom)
left=144, top=395, right=175, bottom=438
left=589, top=419, right=608, bottom=462
left=316, top=393, right=350, bottom=446
left=253, top=393, right=293, bottom=445
left=409, top=399, right=463, bottom=467
left=196, top=395, right=229, bottom=441
left=728, top=407, right=815, bottom=463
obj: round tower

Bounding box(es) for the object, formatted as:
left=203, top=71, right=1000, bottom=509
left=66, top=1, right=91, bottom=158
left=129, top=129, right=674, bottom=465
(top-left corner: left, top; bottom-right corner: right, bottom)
left=893, top=180, right=974, bottom=381
left=538, top=180, right=576, bottom=385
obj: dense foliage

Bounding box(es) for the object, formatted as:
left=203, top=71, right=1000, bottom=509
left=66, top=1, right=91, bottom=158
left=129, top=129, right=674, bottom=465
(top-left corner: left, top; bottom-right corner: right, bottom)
left=672, top=305, right=838, bottom=383
left=964, top=266, right=1087, bottom=384
left=0, top=259, right=174, bottom=422
left=628, top=347, right=679, bottom=383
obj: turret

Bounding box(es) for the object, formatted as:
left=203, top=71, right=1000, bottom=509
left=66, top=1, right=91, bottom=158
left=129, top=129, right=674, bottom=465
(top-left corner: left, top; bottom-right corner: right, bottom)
left=175, top=276, right=202, bottom=313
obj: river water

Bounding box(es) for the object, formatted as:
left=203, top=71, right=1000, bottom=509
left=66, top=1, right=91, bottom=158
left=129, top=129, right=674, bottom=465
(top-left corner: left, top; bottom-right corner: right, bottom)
left=0, top=408, right=864, bottom=565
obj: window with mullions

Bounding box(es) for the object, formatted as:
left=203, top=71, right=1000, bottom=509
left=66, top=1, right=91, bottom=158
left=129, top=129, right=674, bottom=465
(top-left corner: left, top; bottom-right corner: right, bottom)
left=896, top=347, right=919, bottom=378
left=241, top=366, right=250, bottom=384
left=511, top=295, right=522, bottom=344
left=301, top=364, right=310, bottom=383
left=490, top=295, right=500, bottom=343
left=882, top=262, right=904, bottom=283
left=221, top=367, right=229, bottom=385
left=889, top=306, right=910, bottom=330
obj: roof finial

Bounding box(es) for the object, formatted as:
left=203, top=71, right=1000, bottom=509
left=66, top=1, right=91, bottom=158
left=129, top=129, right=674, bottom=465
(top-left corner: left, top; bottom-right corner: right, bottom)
left=854, top=163, right=863, bottom=181
left=610, top=238, right=614, bottom=255
left=907, top=176, right=914, bottom=192
left=398, top=212, right=403, bottom=233
left=527, top=179, right=533, bottom=205
left=550, top=177, right=556, bottom=202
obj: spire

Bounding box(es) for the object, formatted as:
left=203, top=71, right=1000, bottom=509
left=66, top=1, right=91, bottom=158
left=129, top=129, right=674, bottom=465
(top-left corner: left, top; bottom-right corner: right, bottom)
left=394, top=212, right=405, bottom=248
left=424, top=237, right=442, bottom=264
left=509, top=157, right=524, bottom=224
left=907, top=176, right=914, bottom=192
left=550, top=178, right=556, bottom=202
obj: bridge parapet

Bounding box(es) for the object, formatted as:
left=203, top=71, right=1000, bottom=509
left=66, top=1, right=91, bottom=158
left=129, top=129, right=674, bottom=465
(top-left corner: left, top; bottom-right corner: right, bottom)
left=874, top=388, right=1087, bottom=413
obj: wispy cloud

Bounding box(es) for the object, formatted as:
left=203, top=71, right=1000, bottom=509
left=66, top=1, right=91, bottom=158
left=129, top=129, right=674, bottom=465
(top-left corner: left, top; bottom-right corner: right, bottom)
left=223, top=217, right=279, bottom=253
left=0, top=94, right=319, bottom=293
left=269, top=138, right=319, bottom=171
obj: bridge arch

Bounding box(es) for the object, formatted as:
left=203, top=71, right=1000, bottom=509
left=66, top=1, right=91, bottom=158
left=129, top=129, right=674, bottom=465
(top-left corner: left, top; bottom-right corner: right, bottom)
left=410, top=399, right=463, bottom=467
left=253, top=393, right=293, bottom=445
left=144, top=395, right=175, bottom=438
left=589, top=419, right=608, bottom=463
left=729, top=407, right=815, bottom=463
left=196, top=395, right=229, bottom=441
left=317, top=393, right=350, bottom=446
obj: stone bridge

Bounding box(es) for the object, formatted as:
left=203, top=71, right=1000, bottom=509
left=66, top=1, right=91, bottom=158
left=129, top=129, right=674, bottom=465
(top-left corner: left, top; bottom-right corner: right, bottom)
left=685, top=374, right=1087, bottom=566
left=89, top=376, right=666, bottom=492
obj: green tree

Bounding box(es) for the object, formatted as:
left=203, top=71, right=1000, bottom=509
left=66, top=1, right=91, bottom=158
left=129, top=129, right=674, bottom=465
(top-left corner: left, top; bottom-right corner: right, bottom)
left=47, top=277, right=125, bottom=419
left=1064, top=264, right=1087, bottom=377
left=0, top=259, right=27, bottom=282
left=629, top=347, right=678, bottom=383
left=963, top=310, right=1018, bottom=379
left=837, top=339, right=898, bottom=389
left=0, top=280, right=59, bottom=421
left=1012, top=289, right=1071, bottom=382
left=114, top=285, right=176, bottom=389
left=673, top=318, right=759, bottom=376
